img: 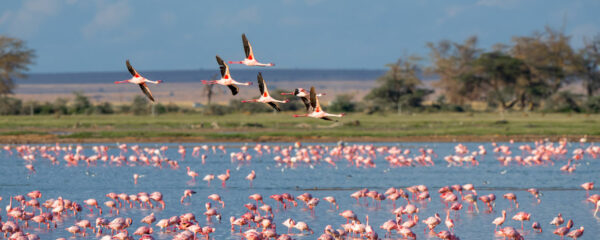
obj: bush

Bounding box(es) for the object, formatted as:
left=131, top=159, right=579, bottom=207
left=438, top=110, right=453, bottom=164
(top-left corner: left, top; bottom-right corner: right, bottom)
left=131, top=96, right=150, bottom=115
left=329, top=94, right=358, bottom=113
left=586, top=96, right=600, bottom=113
left=94, top=102, right=114, bottom=114
left=70, top=92, right=92, bottom=114
left=203, top=104, right=231, bottom=115
left=0, top=96, right=22, bottom=115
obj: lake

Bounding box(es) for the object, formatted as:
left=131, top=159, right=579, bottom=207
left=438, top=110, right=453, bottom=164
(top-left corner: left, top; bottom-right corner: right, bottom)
left=1, top=141, right=598, bottom=239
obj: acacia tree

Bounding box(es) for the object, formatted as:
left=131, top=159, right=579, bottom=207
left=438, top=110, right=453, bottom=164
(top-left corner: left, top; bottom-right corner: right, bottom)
left=510, top=26, right=578, bottom=109
left=364, top=56, right=432, bottom=113
left=426, top=36, right=481, bottom=105
left=460, top=51, right=529, bottom=112
left=575, top=35, right=600, bottom=98
left=0, top=36, right=35, bottom=95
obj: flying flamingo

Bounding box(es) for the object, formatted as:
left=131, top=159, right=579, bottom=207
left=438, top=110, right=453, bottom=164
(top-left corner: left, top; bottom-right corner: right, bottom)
left=228, top=33, right=274, bottom=67
left=202, top=55, right=252, bottom=95
left=241, top=73, right=289, bottom=111
left=114, top=60, right=162, bottom=102
left=293, top=86, right=345, bottom=121
left=281, top=88, right=325, bottom=111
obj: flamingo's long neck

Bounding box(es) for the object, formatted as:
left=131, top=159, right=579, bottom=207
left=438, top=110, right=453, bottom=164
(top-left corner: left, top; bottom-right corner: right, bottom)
left=228, top=61, right=244, bottom=64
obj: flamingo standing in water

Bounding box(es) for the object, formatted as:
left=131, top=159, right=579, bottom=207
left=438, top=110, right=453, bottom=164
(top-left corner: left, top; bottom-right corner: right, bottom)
left=281, top=88, right=325, bottom=111
left=114, top=60, right=162, bottom=102
left=293, top=86, right=345, bottom=121
left=246, top=170, right=256, bottom=187
left=186, top=167, right=198, bottom=181
left=217, top=169, right=231, bottom=187
left=202, top=55, right=252, bottom=95
left=228, top=33, right=274, bottom=67
left=241, top=73, right=289, bottom=111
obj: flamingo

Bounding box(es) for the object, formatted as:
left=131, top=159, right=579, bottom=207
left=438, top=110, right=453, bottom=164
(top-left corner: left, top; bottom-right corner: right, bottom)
left=550, top=213, right=564, bottom=227
left=492, top=210, right=506, bottom=231
left=281, top=88, right=325, bottom=111
left=181, top=189, right=196, bottom=203
left=202, top=55, right=252, bottom=95
left=512, top=212, right=530, bottom=230
left=241, top=73, right=289, bottom=111
left=203, top=174, right=214, bottom=186
left=114, top=60, right=162, bottom=102
left=246, top=170, right=256, bottom=187
left=186, top=167, right=198, bottom=181
left=567, top=226, right=584, bottom=239
left=217, top=169, right=230, bottom=187
left=228, top=33, right=274, bottom=67
left=293, top=86, right=345, bottom=121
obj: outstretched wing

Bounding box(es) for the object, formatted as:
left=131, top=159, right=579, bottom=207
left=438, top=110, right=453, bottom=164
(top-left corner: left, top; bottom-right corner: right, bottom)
left=309, top=86, right=318, bottom=110
left=300, top=97, right=311, bottom=111
left=227, top=84, right=239, bottom=95
left=321, top=116, right=336, bottom=121
left=126, top=60, right=139, bottom=77
left=267, top=102, right=281, bottom=112
left=138, top=83, right=155, bottom=102
left=216, top=55, right=230, bottom=78
left=257, top=72, right=268, bottom=95
left=242, top=33, right=254, bottom=59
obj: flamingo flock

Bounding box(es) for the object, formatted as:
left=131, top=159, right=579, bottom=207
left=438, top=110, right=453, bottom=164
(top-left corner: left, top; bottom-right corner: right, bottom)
left=0, top=139, right=598, bottom=239
left=117, top=33, right=345, bottom=121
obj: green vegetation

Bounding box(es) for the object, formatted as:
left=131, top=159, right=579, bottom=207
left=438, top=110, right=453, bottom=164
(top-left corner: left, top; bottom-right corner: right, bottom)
left=0, top=112, right=598, bottom=143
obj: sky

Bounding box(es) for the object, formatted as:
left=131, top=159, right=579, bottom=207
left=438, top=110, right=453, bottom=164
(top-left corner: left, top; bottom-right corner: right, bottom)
left=0, top=0, right=599, bottom=73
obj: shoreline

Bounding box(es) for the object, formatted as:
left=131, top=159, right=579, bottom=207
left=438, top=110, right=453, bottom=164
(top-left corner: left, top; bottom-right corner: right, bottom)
left=0, top=134, right=596, bottom=144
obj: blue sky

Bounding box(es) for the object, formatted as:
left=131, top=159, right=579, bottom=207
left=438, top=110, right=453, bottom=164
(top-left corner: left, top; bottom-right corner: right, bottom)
left=1, top=0, right=599, bottom=73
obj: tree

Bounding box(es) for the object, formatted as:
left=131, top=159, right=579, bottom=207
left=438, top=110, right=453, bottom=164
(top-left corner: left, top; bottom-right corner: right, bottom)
left=201, top=74, right=223, bottom=105
left=364, top=56, right=432, bottom=113
left=427, top=36, right=481, bottom=105
left=0, top=36, right=35, bottom=95
left=510, top=26, right=578, bottom=109
left=575, top=35, right=600, bottom=98
left=460, top=51, right=529, bottom=112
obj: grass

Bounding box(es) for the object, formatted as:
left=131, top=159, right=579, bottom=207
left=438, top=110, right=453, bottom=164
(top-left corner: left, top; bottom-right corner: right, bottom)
left=0, top=112, right=599, bottom=143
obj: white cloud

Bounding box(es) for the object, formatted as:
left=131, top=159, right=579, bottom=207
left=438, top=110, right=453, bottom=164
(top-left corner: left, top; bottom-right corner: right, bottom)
left=1, top=0, right=60, bottom=37
left=82, top=1, right=131, bottom=38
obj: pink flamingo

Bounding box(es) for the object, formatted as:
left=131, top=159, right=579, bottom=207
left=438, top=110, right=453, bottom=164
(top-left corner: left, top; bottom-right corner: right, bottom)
left=246, top=170, right=256, bottom=187
left=114, top=60, right=162, bottom=102
left=202, top=55, right=252, bottom=95
left=186, top=167, right=198, bottom=181
left=293, top=86, right=345, bottom=121
left=228, top=33, right=274, bottom=67
left=217, top=169, right=230, bottom=187
left=512, top=212, right=530, bottom=230
left=180, top=189, right=196, bottom=203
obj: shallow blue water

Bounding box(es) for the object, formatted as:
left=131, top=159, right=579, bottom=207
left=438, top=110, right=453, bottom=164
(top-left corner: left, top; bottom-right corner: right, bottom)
left=1, top=142, right=599, bottom=239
